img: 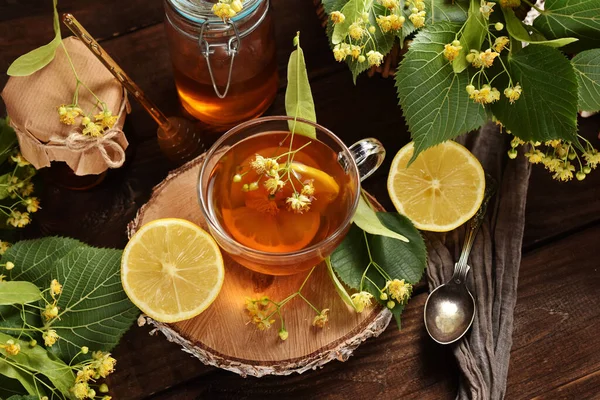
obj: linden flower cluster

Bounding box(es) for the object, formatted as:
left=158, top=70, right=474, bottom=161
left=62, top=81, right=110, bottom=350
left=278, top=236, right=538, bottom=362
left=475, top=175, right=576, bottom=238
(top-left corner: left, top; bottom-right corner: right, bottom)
left=234, top=154, right=316, bottom=214
left=330, top=0, right=426, bottom=67
left=58, top=105, right=118, bottom=138
left=0, top=151, right=39, bottom=229
left=441, top=3, right=522, bottom=107
left=244, top=268, right=329, bottom=341
left=507, top=134, right=600, bottom=182
left=212, top=0, right=244, bottom=20
left=0, top=268, right=116, bottom=399
left=351, top=279, right=413, bottom=312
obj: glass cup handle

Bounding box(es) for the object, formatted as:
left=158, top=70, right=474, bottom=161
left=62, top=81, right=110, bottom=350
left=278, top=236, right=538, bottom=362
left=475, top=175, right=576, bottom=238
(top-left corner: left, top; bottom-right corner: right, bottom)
left=349, top=138, right=386, bottom=182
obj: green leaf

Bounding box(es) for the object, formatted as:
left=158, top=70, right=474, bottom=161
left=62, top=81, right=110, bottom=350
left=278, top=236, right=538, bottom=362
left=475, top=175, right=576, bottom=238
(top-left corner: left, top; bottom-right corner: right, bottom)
left=0, top=359, right=41, bottom=396
left=285, top=36, right=317, bottom=139
left=6, top=0, right=61, bottom=76
left=533, top=0, right=600, bottom=52
left=332, top=0, right=370, bottom=44
left=453, top=0, right=486, bottom=73
left=330, top=214, right=427, bottom=329
left=45, top=246, right=139, bottom=361
left=396, top=22, right=488, bottom=159
left=0, top=117, right=18, bottom=165
left=353, top=194, right=408, bottom=242
left=0, top=282, right=42, bottom=306
left=0, top=332, right=74, bottom=396
left=572, top=49, right=600, bottom=112
left=330, top=224, right=371, bottom=289
left=491, top=44, right=579, bottom=142
left=503, top=8, right=578, bottom=48
left=6, top=396, right=39, bottom=400
left=3, top=237, right=85, bottom=284
left=428, top=0, right=469, bottom=24
left=322, top=0, right=350, bottom=14
left=370, top=213, right=427, bottom=284
left=1, top=238, right=138, bottom=362
left=325, top=257, right=356, bottom=310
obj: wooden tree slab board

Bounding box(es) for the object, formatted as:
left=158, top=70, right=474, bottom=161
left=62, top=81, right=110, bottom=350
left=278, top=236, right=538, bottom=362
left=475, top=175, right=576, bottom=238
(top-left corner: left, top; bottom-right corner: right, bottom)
left=128, top=154, right=391, bottom=377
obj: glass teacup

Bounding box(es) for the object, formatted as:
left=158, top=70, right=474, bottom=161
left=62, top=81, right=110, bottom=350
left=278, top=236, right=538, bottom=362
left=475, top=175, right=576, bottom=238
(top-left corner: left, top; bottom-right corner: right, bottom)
left=198, top=116, right=385, bottom=275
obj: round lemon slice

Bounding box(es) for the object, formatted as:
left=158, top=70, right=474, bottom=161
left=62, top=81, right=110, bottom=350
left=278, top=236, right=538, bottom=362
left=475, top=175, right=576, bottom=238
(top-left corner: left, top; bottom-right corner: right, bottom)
left=121, top=218, right=225, bottom=323
left=387, top=141, right=485, bottom=232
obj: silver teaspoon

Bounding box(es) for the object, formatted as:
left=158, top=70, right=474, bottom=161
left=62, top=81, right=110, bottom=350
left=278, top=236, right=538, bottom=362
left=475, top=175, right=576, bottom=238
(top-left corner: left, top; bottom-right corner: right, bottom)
left=424, top=181, right=495, bottom=344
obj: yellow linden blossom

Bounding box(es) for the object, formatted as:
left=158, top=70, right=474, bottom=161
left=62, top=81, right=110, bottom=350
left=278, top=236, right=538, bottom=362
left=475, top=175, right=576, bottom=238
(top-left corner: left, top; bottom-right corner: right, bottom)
left=366, top=50, right=384, bottom=67
left=330, top=11, right=345, bottom=24
left=443, top=40, right=462, bottom=62
left=348, top=21, right=365, bottom=40
left=301, top=181, right=315, bottom=197
left=251, top=155, right=279, bottom=175
left=504, top=84, right=522, bottom=104
left=286, top=193, right=311, bottom=213
left=312, top=309, right=330, bottom=328
left=480, top=1, right=495, bottom=19
left=24, top=197, right=40, bottom=213
left=377, top=14, right=405, bottom=33
left=82, top=121, right=103, bottom=137
left=494, top=36, right=510, bottom=52
left=525, top=149, right=544, bottom=164
left=50, top=279, right=63, bottom=296
left=212, top=0, right=243, bottom=20
left=379, top=0, right=399, bottom=10
left=479, top=49, right=499, bottom=67
left=92, top=351, right=117, bottom=378
left=499, top=0, right=521, bottom=8
left=43, top=329, right=59, bottom=347
left=70, top=382, right=90, bottom=400
left=10, top=152, right=30, bottom=167
left=58, top=106, right=83, bottom=126
left=20, top=182, right=34, bottom=197
left=409, top=11, right=426, bottom=28
left=2, top=340, right=21, bottom=356
left=43, top=304, right=59, bottom=321
left=94, top=110, right=118, bottom=130
left=7, top=210, right=30, bottom=228
left=0, top=241, right=11, bottom=255
left=542, top=156, right=562, bottom=172
left=351, top=291, right=373, bottom=313
left=553, top=162, right=575, bottom=182
left=350, top=45, right=362, bottom=60
left=333, top=43, right=350, bottom=62
left=545, top=140, right=562, bottom=148
left=470, top=85, right=500, bottom=105
left=75, top=366, right=95, bottom=383
left=385, top=279, right=412, bottom=303
left=583, top=150, right=600, bottom=168
left=264, top=176, right=285, bottom=195
left=5, top=261, right=14, bottom=270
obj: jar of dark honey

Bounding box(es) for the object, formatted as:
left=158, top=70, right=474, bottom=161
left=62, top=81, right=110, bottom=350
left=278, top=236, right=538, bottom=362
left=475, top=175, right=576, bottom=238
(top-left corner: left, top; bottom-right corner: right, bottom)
left=164, top=0, right=278, bottom=130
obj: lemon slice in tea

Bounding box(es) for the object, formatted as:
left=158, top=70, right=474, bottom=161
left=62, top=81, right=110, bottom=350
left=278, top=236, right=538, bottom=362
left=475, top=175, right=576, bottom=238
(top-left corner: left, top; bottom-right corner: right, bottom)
left=290, top=162, right=340, bottom=202
left=387, top=141, right=485, bottom=232
left=121, top=218, right=225, bottom=323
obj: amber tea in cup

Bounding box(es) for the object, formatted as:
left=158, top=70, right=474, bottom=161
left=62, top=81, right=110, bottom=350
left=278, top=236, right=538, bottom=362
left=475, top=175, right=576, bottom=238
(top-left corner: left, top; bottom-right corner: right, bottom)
left=199, top=117, right=385, bottom=275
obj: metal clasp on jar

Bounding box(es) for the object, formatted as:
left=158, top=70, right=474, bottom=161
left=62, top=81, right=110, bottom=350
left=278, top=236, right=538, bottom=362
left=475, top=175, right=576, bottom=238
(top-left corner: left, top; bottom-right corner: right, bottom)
left=198, top=21, right=241, bottom=99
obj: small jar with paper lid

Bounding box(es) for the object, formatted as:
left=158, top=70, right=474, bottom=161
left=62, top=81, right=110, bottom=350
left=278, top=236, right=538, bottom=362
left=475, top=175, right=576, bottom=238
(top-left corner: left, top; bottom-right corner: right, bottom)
left=164, top=0, right=278, bottom=130
left=1, top=37, right=129, bottom=190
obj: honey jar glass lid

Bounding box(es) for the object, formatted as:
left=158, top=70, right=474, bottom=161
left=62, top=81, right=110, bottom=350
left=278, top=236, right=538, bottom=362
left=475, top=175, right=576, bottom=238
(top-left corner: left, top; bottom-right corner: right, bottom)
left=167, top=0, right=263, bottom=24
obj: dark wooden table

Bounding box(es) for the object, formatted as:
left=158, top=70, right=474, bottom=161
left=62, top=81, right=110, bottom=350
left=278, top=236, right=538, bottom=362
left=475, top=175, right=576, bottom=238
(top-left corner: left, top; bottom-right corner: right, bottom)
left=2, top=1, right=600, bottom=399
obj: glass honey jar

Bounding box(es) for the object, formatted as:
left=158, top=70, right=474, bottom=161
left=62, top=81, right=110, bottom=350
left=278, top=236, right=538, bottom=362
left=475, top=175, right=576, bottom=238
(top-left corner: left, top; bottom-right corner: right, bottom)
left=164, top=0, right=279, bottom=130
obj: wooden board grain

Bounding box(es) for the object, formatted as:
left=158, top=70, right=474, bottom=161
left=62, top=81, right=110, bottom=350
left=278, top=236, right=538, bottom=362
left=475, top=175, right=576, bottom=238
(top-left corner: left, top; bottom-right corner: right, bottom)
left=126, top=154, right=392, bottom=377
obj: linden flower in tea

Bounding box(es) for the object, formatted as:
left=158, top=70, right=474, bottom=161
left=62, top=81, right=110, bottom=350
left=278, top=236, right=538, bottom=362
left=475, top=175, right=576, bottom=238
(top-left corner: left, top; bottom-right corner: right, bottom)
left=208, top=132, right=353, bottom=256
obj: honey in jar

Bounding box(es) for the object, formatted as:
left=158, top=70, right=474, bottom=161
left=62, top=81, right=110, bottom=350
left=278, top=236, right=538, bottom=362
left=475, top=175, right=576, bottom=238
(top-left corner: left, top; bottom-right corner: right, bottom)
left=164, top=0, right=278, bottom=130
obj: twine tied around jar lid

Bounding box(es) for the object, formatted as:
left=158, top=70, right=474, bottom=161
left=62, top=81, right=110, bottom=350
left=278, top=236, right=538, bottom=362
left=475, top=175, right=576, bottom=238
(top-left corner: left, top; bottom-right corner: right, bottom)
left=47, top=98, right=129, bottom=169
